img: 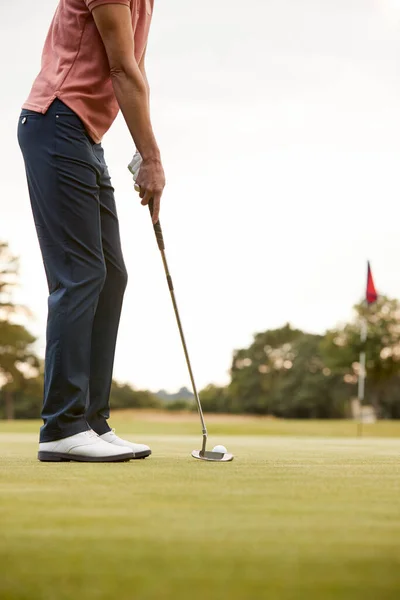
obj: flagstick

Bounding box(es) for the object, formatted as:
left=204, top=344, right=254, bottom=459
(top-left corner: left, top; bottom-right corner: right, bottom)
left=357, top=316, right=368, bottom=437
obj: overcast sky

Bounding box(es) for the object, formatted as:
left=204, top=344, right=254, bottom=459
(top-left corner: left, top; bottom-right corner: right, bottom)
left=1, top=0, right=400, bottom=392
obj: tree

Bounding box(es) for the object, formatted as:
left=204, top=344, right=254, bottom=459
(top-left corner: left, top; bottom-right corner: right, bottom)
left=1, top=371, right=44, bottom=419
left=0, top=242, right=40, bottom=419
left=229, top=324, right=303, bottom=414
left=270, top=334, right=350, bottom=418
left=0, top=241, right=18, bottom=314
left=199, top=384, right=232, bottom=413
left=228, top=324, right=349, bottom=418
left=110, top=380, right=162, bottom=409
left=321, top=296, right=400, bottom=417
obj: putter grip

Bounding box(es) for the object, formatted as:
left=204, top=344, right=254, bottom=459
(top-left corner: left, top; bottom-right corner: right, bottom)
left=148, top=199, right=165, bottom=251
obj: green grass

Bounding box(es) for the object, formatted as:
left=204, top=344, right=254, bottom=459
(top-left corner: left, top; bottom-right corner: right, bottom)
left=2, top=411, right=400, bottom=437
left=1, top=414, right=400, bottom=599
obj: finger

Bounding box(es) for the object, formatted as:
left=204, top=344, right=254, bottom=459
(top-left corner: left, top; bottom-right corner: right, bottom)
left=151, top=194, right=161, bottom=224
left=141, top=190, right=153, bottom=206
left=139, top=186, right=146, bottom=199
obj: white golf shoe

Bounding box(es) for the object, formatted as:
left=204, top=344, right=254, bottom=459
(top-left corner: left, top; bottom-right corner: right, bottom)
left=100, top=430, right=151, bottom=459
left=38, top=430, right=134, bottom=462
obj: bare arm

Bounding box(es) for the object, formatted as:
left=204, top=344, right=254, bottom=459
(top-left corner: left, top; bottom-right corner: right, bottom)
left=139, top=43, right=150, bottom=108
left=92, top=4, right=157, bottom=159
left=91, top=4, right=165, bottom=222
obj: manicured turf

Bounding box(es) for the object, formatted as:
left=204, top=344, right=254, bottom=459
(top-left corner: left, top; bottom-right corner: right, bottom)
left=2, top=411, right=400, bottom=437
left=1, top=414, right=400, bottom=599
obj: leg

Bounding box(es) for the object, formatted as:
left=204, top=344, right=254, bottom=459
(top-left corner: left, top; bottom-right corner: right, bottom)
left=85, top=145, right=128, bottom=434
left=86, top=150, right=151, bottom=458
left=18, top=100, right=106, bottom=442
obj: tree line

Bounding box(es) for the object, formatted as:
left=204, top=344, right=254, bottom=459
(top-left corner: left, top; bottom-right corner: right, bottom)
left=1, top=241, right=400, bottom=419
left=201, top=298, right=400, bottom=419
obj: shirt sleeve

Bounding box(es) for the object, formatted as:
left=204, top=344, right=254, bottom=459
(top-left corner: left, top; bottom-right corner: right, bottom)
left=85, top=0, right=131, bottom=12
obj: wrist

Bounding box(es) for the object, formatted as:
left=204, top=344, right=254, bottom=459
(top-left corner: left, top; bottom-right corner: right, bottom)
left=141, top=150, right=161, bottom=163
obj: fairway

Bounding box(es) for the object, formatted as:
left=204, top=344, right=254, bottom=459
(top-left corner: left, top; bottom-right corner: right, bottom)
left=1, top=415, right=400, bottom=600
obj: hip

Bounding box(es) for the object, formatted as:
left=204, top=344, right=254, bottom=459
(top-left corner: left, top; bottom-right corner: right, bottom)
left=17, top=99, right=106, bottom=170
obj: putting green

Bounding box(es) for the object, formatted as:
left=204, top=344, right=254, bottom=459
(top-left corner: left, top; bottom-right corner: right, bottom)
left=0, top=416, right=400, bottom=599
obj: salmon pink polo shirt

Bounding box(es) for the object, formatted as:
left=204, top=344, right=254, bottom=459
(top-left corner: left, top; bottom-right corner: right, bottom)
left=23, top=0, right=154, bottom=143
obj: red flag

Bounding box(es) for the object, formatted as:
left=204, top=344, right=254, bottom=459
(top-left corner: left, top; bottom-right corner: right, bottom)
left=366, top=261, right=377, bottom=305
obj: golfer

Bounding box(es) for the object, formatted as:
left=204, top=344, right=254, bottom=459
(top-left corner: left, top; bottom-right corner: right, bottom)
left=17, top=0, right=165, bottom=462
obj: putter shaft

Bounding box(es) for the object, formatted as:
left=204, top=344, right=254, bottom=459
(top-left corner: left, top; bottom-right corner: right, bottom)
left=148, top=203, right=208, bottom=452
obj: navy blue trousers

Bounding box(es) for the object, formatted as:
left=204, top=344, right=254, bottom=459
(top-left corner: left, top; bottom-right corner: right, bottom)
left=18, top=99, right=127, bottom=442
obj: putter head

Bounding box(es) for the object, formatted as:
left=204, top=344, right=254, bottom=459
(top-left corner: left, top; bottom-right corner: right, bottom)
left=191, top=449, right=234, bottom=462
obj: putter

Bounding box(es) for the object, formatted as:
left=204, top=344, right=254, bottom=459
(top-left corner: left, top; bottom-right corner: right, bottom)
left=147, top=199, right=233, bottom=462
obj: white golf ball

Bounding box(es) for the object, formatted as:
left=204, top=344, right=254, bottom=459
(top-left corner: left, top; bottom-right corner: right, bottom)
left=212, top=444, right=227, bottom=454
